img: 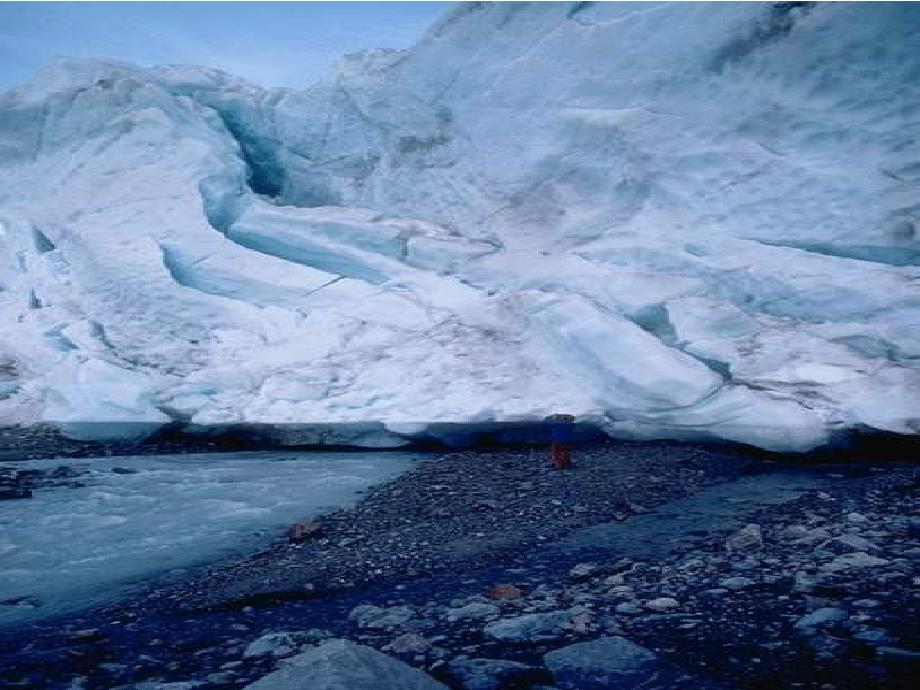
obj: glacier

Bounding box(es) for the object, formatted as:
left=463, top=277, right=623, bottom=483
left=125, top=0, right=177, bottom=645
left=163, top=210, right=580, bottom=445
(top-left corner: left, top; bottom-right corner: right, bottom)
left=0, top=1, right=917, bottom=452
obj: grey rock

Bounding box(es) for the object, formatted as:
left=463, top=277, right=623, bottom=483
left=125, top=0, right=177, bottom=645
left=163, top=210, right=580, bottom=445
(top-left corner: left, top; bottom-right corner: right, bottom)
left=644, top=597, right=679, bottom=611
left=718, top=576, right=755, bottom=591
left=615, top=601, right=643, bottom=615
left=908, top=518, right=920, bottom=539
left=242, top=638, right=448, bottom=690
left=446, top=658, right=538, bottom=690
left=730, top=558, right=758, bottom=571
left=818, top=534, right=879, bottom=555
left=384, top=633, right=432, bottom=655
left=726, top=524, right=763, bottom=553
left=569, top=562, right=601, bottom=580
left=348, top=604, right=415, bottom=629
left=792, top=528, right=831, bottom=547
left=445, top=602, right=499, bottom=622
left=852, top=598, right=881, bottom=608
left=110, top=680, right=207, bottom=690
left=792, top=572, right=824, bottom=593
left=822, top=552, right=889, bottom=572
left=205, top=672, right=236, bottom=684
left=852, top=627, right=891, bottom=644
left=0, top=486, right=32, bottom=500
left=793, top=607, right=847, bottom=632
left=484, top=610, right=574, bottom=642
left=1, top=595, right=41, bottom=608
left=244, top=631, right=307, bottom=659
left=779, top=525, right=810, bottom=540
left=544, top=636, right=680, bottom=690
left=876, top=646, right=920, bottom=661
left=243, top=630, right=330, bottom=658
left=700, top=588, right=729, bottom=598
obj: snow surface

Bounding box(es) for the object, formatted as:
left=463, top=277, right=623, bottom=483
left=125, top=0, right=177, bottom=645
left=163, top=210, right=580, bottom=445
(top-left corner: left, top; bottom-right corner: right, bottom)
left=0, top=2, right=917, bottom=451
left=0, top=451, right=418, bottom=625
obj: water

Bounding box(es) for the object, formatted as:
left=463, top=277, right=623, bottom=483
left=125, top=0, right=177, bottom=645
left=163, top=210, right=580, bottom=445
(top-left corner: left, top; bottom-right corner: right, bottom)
left=0, top=450, right=420, bottom=626
left=548, top=470, right=833, bottom=560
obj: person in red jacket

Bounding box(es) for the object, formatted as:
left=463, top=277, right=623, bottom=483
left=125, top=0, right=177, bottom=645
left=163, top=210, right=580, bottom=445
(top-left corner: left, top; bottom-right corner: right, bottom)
left=545, top=413, right=575, bottom=469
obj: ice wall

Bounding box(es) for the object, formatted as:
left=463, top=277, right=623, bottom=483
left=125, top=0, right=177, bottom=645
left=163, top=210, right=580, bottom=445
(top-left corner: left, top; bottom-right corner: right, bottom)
left=0, top=2, right=917, bottom=451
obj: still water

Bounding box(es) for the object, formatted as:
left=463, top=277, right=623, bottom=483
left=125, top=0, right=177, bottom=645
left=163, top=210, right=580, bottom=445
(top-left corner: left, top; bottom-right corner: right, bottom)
left=0, top=450, right=419, bottom=625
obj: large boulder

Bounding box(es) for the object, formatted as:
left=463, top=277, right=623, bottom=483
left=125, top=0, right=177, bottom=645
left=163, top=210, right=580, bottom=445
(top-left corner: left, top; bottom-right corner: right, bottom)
left=445, top=602, right=500, bottom=622
left=348, top=604, right=416, bottom=629
left=242, top=638, right=448, bottom=690
left=243, top=629, right=330, bottom=658
left=543, top=636, right=682, bottom=690
left=793, top=607, right=848, bottom=633
left=484, top=610, right=575, bottom=642
left=445, top=658, right=541, bottom=690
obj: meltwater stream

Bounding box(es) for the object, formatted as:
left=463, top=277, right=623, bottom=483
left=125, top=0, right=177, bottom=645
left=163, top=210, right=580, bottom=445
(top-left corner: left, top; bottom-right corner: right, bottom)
left=0, top=451, right=420, bottom=626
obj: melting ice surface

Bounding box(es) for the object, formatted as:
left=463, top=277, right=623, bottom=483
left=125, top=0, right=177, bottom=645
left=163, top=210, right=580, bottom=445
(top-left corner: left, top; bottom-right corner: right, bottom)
left=0, top=4, right=918, bottom=454
left=0, top=451, right=419, bottom=626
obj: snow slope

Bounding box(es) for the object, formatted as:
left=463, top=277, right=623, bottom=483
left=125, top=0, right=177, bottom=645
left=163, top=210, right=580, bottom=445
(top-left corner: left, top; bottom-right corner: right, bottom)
left=0, top=2, right=917, bottom=451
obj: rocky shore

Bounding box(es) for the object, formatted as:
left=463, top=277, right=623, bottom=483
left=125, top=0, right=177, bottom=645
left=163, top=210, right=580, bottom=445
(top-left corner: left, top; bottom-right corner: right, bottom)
left=0, top=425, right=248, bottom=463
left=0, top=463, right=92, bottom=500
left=0, top=441, right=917, bottom=690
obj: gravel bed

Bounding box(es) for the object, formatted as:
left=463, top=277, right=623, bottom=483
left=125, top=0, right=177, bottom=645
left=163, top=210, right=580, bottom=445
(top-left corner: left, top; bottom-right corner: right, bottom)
left=0, top=442, right=916, bottom=690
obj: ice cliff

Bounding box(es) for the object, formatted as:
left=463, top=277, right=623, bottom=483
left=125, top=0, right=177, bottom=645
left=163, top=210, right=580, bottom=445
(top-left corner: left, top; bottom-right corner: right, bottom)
left=0, top=2, right=917, bottom=451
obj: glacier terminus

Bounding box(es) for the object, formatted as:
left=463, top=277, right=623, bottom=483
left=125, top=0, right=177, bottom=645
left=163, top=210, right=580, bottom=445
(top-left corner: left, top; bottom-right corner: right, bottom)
left=0, top=1, right=917, bottom=452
